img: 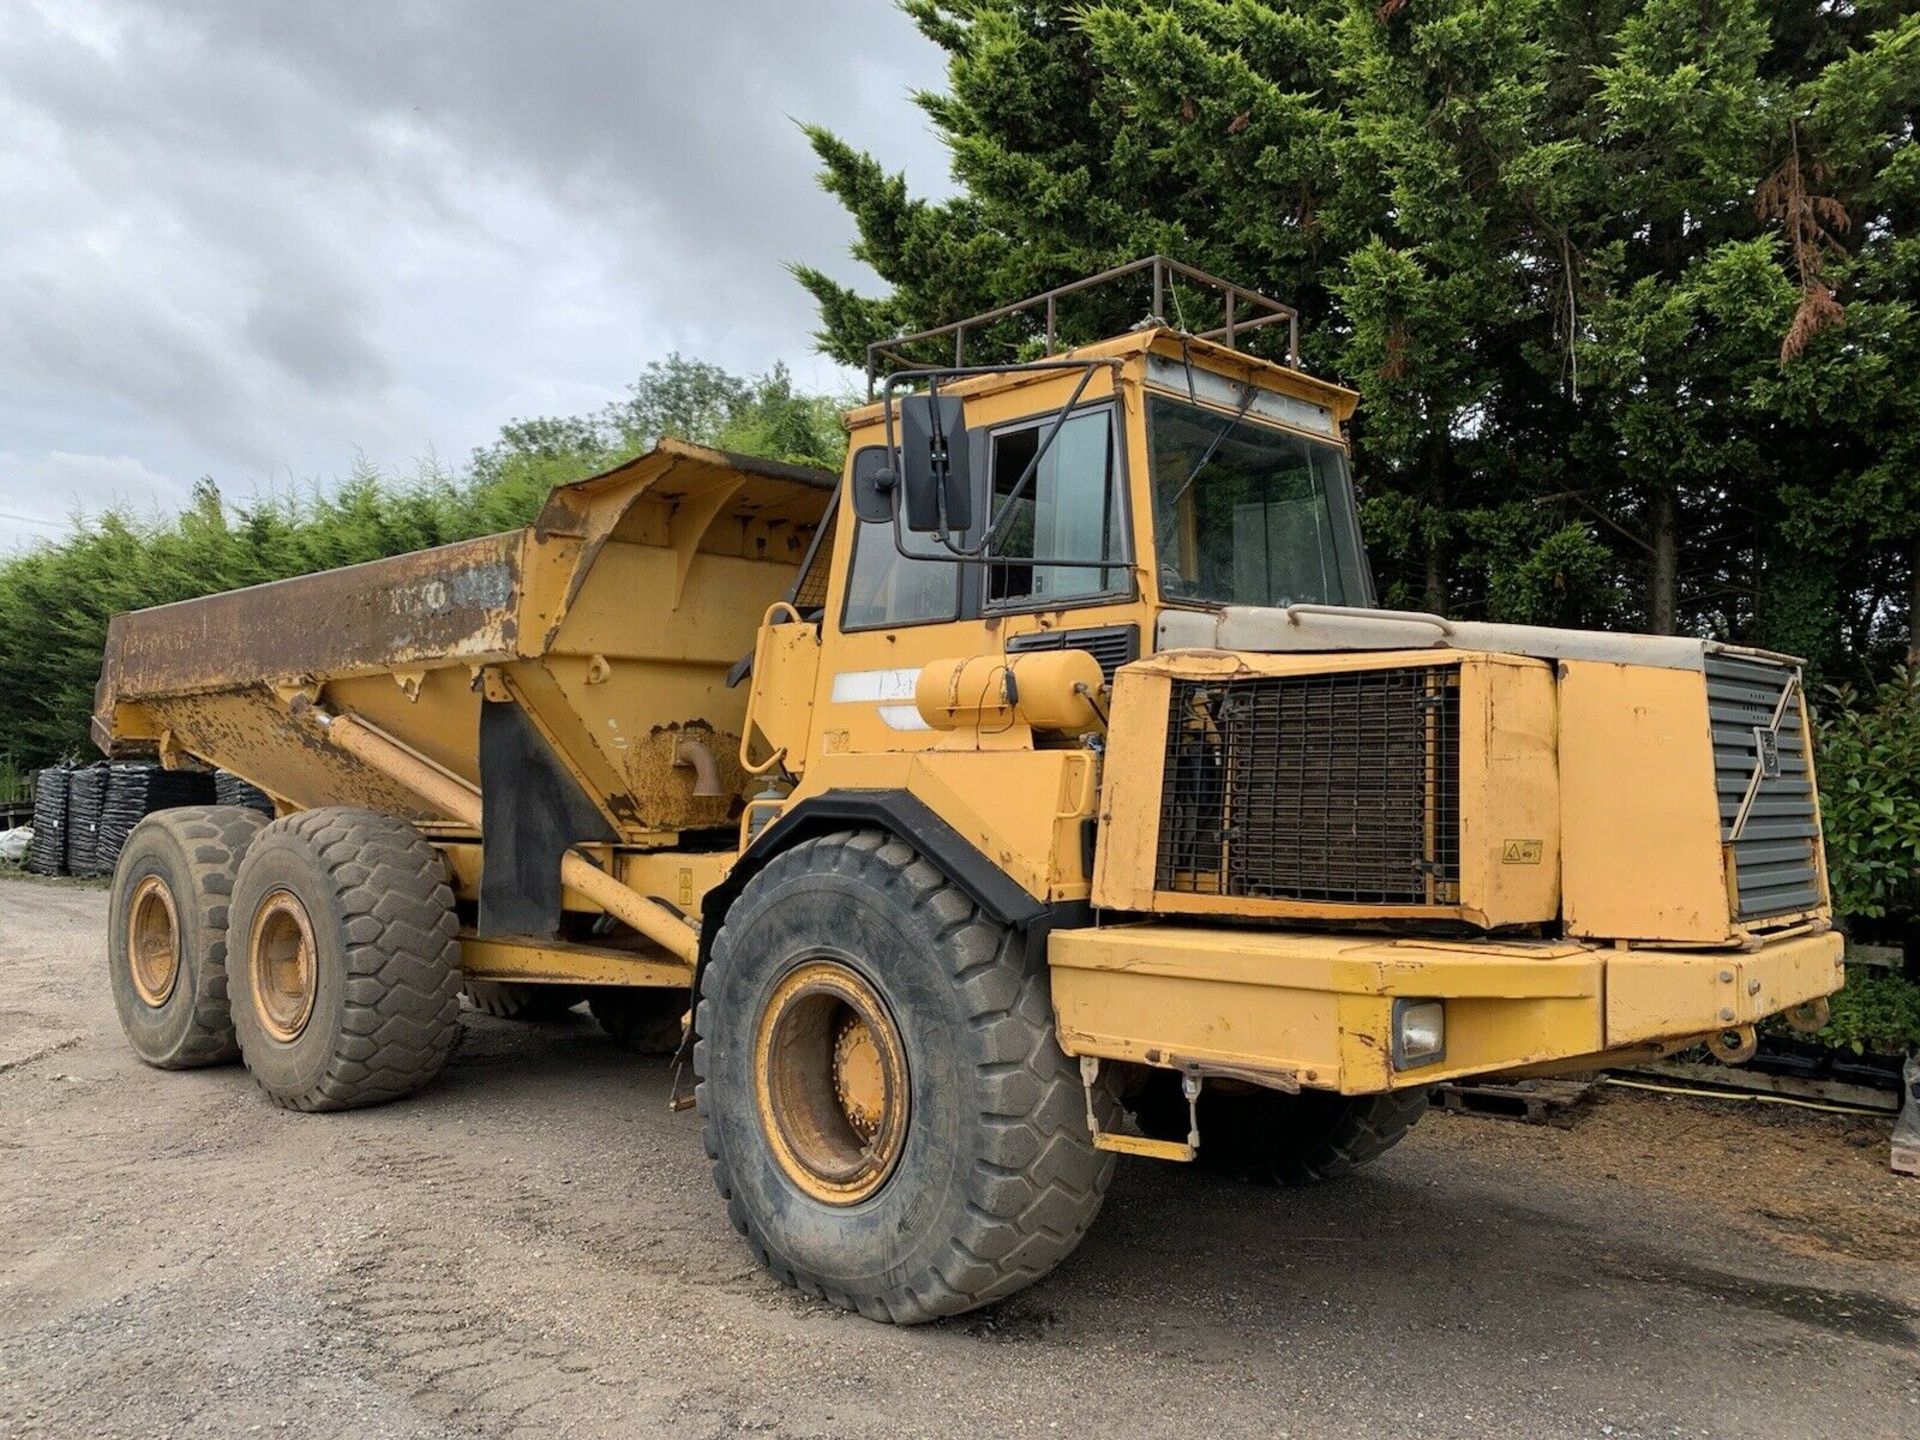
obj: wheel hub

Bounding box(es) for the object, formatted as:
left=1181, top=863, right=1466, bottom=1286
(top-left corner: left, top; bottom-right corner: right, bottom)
left=832, top=1014, right=888, bottom=1138
left=754, top=959, right=909, bottom=1206
left=127, top=875, right=181, bottom=1008
left=249, top=889, right=319, bottom=1044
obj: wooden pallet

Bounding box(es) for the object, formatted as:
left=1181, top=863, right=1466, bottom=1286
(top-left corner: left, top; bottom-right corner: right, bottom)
left=1431, top=1076, right=1598, bottom=1127
left=1616, top=1059, right=1901, bottom=1113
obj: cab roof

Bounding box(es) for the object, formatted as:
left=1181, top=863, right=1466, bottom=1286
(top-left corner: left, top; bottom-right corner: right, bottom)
left=843, top=326, right=1358, bottom=432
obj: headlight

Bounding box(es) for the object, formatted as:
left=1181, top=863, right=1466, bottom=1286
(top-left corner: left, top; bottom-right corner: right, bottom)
left=1392, top=998, right=1445, bottom=1069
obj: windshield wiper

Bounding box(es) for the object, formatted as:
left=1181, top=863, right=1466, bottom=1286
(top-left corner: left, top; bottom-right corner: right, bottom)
left=1164, top=383, right=1258, bottom=512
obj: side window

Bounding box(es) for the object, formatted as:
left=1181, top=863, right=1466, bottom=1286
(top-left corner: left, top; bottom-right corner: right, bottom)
left=841, top=517, right=961, bottom=629
left=987, top=409, right=1124, bottom=606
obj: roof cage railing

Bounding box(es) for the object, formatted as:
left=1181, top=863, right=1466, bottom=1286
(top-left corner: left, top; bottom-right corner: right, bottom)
left=864, top=254, right=1300, bottom=395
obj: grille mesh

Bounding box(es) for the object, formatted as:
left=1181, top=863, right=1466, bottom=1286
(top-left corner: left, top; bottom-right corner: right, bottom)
left=1157, top=666, right=1460, bottom=904
left=786, top=507, right=839, bottom=614
left=1706, top=652, right=1822, bottom=921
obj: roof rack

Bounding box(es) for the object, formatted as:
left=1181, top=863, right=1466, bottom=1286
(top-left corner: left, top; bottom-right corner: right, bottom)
left=864, top=254, right=1300, bottom=394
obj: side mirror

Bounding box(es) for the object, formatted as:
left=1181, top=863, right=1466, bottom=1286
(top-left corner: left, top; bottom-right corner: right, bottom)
left=849, top=446, right=894, bottom=523
left=897, top=393, right=972, bottom=534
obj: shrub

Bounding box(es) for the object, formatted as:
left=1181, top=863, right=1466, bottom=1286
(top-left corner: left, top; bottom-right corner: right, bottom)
left=1813, top=668, right=1920, bottom=922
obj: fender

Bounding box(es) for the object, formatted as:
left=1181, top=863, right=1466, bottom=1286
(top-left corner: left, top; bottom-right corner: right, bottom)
left=673, top=792, right=1091, bottom=1073
left=702, top=790, right=1050, bottom=957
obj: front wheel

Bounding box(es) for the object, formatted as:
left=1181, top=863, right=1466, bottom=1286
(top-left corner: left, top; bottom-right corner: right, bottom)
left=1131, top=1076, right=1429, bottom=1186
left=463, top=981, right=581, bottom=1020
left=695, top=830, right=1114, bottom=1323
left=588, top=987, right=686, bottom=1054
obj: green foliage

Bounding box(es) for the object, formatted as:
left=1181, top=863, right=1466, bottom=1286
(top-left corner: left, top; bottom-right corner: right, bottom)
left=1815, top=669, right=1920, bottom=921
left=1776, top=971, right=1920, bottom=1056
left=0, top=355, right=847, bottom=770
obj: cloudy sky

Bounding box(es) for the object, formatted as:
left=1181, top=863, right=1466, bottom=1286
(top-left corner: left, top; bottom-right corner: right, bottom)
left=0, top=1, right=951, bottom=551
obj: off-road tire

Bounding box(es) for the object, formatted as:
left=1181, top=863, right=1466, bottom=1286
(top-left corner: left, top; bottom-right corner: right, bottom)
left=463, top=981, right=582, bottom=1020
left=695, top=829, right=1115, bottom=1324
left=107, top=805, right=268, bottom=1068
left=229, top=808, right=461, bottom=1112
left=589, top=988, right=686, bottom=1054
left=1132, top=1077, right=1429, bottom=1186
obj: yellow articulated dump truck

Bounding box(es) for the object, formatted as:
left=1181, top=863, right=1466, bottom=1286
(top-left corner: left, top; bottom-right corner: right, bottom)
left=94, top=258, right=1842, bottom=1323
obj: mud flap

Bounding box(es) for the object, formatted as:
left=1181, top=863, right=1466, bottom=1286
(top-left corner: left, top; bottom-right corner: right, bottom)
left=478, top=699, right=617, bottom=938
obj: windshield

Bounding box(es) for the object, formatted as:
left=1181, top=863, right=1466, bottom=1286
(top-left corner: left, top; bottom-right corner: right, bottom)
left=1146, top=393, right=1369, bottom=609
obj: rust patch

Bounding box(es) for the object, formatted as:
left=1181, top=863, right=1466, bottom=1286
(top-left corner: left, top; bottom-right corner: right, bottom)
left=97, top=532, right=523, bottom=728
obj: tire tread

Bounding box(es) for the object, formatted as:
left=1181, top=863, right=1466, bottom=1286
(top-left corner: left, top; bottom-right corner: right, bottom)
left=234, top=808, right=460, bottom=1111
left=696, top=829, right=1113, bottom=1324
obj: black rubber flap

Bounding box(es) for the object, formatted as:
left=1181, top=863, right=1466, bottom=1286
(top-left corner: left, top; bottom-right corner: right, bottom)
left=478, top=698, right=617, bottom=939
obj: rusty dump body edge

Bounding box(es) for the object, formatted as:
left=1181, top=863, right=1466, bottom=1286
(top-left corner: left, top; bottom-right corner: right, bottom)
left=93, top=439, right=835, bottom=830
left=96, top=530, right=526, bottom=714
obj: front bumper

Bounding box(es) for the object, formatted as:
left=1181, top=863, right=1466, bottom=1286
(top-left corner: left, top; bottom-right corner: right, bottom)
left=1048, top=923, right=1845, bottom=1094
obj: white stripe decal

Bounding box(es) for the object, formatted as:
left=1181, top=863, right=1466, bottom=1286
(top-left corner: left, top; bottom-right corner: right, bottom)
left=878, top=704, right=933, bottom=732
left=830, top=667, right=922, bottom=703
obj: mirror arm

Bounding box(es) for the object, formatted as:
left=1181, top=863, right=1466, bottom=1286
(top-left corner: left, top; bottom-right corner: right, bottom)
left=876, top=357, right=1121, bottom=569
left=932, top=360, right=1102, bottom=561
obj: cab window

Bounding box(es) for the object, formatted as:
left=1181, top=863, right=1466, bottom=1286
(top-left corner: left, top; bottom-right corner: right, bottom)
left=986, top=407, right=1126, bottom=607
left=841, top=517, right=960, bottom=629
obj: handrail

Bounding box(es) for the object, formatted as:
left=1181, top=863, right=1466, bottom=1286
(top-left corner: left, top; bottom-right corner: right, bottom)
left=1281, top=603, right=1455, bottom=637
left=865, top=255, right=1301, bottom=394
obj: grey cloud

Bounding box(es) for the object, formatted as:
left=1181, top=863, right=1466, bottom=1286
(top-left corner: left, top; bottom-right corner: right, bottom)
left=0, top=0, right=951, bottom=549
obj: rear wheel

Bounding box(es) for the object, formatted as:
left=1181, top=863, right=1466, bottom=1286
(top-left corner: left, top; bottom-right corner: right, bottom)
left=696, top=829, right=1114, bottom=1324
left=463, top=981, right=582, bottom=1020
left=229, top=808, right=461, bottom=1112
left=1131, top=1077, right=1429, bottom=1186
left=589, top=988, right=686, bottom=1054
left=107, top=805, right=268, bottom=1069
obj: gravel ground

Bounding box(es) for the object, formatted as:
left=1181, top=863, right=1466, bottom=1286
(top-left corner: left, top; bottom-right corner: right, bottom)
left=2, top=873, right=1916, bottom=1439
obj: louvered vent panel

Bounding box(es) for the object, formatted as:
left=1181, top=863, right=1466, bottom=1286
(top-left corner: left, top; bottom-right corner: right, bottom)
left=1705, top=652, right=1821, bottom=921
left=1006, top=624, right=1140, bottom=684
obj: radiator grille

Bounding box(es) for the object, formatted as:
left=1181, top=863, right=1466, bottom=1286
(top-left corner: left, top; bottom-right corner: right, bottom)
left=1157, top=666, right=1460, bottom=904
left=1706, top=652, right=1822, bottom=922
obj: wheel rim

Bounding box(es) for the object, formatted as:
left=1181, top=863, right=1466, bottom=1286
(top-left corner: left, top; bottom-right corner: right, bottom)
left=249, top=889, right=319, bottom=1043
left=753, top=958, right=909, bottom=1206
left=127, top=875, right=181, bottom=1008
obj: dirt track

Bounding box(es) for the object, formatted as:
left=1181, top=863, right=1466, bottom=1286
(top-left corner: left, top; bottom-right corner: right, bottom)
left=3, top=873, right=1916, bottom=1439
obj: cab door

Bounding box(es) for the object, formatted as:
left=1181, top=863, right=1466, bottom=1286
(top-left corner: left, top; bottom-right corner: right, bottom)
left=817, top=398, right=1136, bottom=763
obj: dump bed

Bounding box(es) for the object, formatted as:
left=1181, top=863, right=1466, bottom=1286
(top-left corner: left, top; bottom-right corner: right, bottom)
left=94, top=440, right=834, bottom=838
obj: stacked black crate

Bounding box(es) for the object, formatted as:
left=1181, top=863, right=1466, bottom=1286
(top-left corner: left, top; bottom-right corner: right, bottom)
left=97, top=763, right=218, bottom=874
left=65, top=762, right=110, bottom=878
left=25, top=767, right=69, bottom=876
left=214, top=770, right=276, bottom=816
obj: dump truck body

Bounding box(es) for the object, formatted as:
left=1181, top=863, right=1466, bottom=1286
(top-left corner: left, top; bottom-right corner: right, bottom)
left=94, top=260, right=1841, bottom=1324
